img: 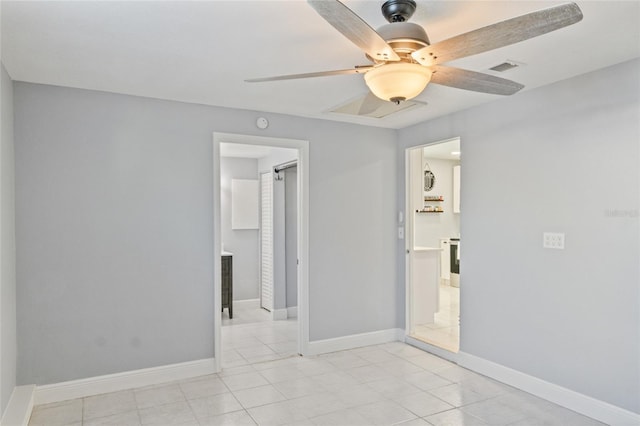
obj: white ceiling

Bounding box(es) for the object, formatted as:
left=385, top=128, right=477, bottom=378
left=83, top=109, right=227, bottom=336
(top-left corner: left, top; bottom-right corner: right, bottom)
left=2, top=1, right=639, bottom=129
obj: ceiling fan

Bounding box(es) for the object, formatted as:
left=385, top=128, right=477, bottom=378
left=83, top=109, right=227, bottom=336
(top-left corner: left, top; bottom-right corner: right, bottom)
left=246, top=0, right=583, bottom=112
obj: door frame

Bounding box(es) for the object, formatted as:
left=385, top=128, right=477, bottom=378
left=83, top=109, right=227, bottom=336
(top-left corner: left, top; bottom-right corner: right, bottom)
left=404, top=146, right=419, bottom=339
left=404, top=138, right=461, bottom=362
left=213, top=132, right=310, bottom=372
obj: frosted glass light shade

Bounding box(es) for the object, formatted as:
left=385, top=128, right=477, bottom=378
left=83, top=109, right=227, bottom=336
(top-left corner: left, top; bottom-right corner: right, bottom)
left=364, top=63, right=432, bottom=102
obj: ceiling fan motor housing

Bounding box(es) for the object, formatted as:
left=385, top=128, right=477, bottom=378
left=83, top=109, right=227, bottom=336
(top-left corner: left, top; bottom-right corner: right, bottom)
left=375, top=22, right=430, bottom=60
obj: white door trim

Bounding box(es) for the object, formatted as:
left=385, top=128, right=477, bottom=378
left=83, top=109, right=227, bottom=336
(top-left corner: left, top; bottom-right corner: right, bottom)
left=404, top=147, right=413, bottom=339
left=213, top=132, right=310, bottom=372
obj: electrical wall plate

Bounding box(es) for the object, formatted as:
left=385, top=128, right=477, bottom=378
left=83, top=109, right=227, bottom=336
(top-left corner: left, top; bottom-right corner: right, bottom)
left=543, top=232, right=565, bottom=249
left=256, top=117, right=269, bottom=129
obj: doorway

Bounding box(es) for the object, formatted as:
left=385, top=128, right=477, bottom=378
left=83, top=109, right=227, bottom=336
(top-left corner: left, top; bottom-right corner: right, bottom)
left=405, top=138, right=461, bottom=354
left=213, top=133, right=309, bottom=373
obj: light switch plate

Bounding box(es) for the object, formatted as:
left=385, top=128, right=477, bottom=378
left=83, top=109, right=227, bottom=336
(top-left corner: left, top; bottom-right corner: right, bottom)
left=543, top=232, right=565, bottom=249
left=398, top=227, right=405, bottom=240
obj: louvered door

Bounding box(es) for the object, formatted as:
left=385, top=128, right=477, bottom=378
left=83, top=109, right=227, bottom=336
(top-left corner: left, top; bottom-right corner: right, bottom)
left=260, top=172, right=273, bottom=311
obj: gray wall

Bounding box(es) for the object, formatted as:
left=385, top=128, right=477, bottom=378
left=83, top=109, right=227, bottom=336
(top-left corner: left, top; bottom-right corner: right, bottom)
left=220, top=157, right=259, bottom=301
left=14, top=82, right=398, bottom=385
left=9, top=54, right=636, bottom=415
left=398, top=58, right=640, bottom=413
left=0, top=63, right=17, bottom=415
left=273, top=165, right=299, bottom=312
left=310, top=124, right=398, bottom=340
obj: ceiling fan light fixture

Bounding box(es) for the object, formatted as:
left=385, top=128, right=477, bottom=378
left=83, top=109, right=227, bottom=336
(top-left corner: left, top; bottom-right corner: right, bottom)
left=364, top=63, right=432, bottom=102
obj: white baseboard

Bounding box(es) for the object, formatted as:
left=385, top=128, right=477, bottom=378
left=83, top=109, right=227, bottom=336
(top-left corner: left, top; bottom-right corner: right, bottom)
left=0, top=385, right=35, bottom=426
left=271, top=308, right=288, bottom=320
left=307, top=328, right=403, bottom=356
left=34, top=358, right=215, bottom=405
left=286, top=306, right=297, bottom=318
left=457, top=352, right=640, bottom=426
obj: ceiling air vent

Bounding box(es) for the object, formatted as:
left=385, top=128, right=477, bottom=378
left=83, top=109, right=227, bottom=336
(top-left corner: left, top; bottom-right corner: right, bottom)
left=489, top=61, right=520, bottom=73
left=329, top=94, right=426, bottom=119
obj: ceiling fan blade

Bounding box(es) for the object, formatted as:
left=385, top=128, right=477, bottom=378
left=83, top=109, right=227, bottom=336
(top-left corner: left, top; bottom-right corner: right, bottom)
left=430, top=65, right=524, bottom=95
left=412, top=2, right=583, bottom=66
left=245, top=66, right=373, bottom=83
left=307, top=0, right=400, bottom=62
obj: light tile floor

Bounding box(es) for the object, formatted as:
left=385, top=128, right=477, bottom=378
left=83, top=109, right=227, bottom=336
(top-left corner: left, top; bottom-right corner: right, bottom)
left=29, top=300, right=604, bottom=426
left=412, top=282, right=460, bottom=352
left=222, top=300, right=273, bottom=326
left=222, top=300, right=299, bottom=368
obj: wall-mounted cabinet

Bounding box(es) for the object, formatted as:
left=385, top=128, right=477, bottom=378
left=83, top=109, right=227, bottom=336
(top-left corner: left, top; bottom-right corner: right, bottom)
left=231, top=179, right=259, bottom=229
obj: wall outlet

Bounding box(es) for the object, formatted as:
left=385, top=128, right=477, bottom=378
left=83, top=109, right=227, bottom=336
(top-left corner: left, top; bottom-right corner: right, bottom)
left=543, top=232, right=565, bottom=249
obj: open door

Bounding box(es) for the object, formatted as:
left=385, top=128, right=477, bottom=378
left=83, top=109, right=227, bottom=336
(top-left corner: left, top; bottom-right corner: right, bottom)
left=260, top=171, right=274, bottom=311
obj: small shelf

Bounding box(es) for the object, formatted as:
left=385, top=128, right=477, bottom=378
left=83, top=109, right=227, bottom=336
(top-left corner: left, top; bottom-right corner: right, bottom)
left=420, top=195, right=444, bottom=212
left=424, top=195, right=444, bottom=202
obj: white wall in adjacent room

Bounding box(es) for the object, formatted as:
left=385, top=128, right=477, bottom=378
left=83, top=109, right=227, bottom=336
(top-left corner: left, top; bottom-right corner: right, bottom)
left=413, top=157, right=460, bottom=248
left=220, top=157, right=259, bottom=301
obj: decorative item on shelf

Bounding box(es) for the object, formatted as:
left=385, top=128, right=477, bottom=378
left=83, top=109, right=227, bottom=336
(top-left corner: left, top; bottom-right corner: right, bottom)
left=420, top=194, right=443, bottom=212
left=424, top=162, right=435, bottom=192
left=416, top=205, right=443, bottom=213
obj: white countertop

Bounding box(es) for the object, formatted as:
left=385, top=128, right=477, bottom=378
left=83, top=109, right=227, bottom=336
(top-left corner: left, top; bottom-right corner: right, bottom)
left=413, top=246, right=443, bottom=252
left=222, top=251, right=233, bottom=256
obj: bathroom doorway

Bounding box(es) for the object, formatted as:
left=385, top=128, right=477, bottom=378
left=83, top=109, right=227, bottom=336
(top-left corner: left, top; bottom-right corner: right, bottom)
left=405, top=138, right=461, bottom=354
left=213, top=133, right=310, bottom=373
